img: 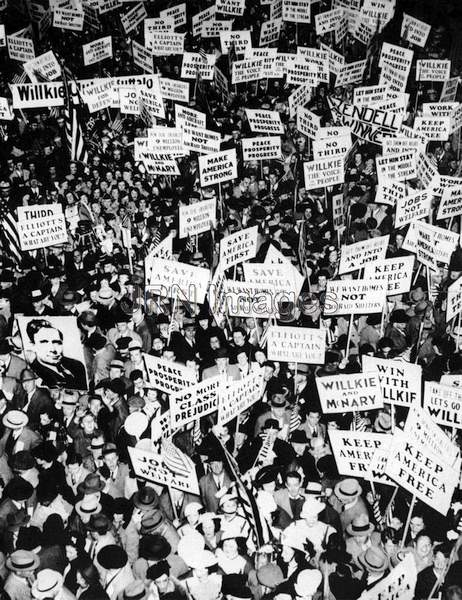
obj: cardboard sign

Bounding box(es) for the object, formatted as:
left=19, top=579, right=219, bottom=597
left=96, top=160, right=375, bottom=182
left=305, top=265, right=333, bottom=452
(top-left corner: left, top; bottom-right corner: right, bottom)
left=145, top=234, right=174, bottom=283
left=324, top=280, right=386, bottom=316
left=160, top=78, right=189, bottom=103
left=151, top=410, right=173, bottom=442
left=446, top=277, right=462, bottom=322
left=304, top=156, right=344, bottom=190
left=267, top=326, right=326, bottom=364
left=440, top=77, right=459, bottom=102
left=403, top=221, right=458, bottom=266
left=376, top=152, right=416, bottom=184
left=128, top=446, right=199, bottom=494
left=176, top=105, right=206, bottom=129
left=332, top=193, right=345, bottom=231
left=365, top=447, right=397, bottom=487
left=312, top=134, right=351, bottom=160
left=150, top=32, right=184, bottom=56
left=353, top=85, right=389, bottom=107
left=245, top=108, right=284, bottom=134
left=145, top=127, right=184, bottom=156
left=362, top=356, right=422, bottom=407
left=11, top=82, right=66, bottom=109
left=218, top=370, right=265, bottom=425
left=232, top=58, right=265, bottom=84
left=328, top=96, right=403, bottom=144
left=339, top=235, right=389, bottom=274
left=0, top=97, right=14, bottom=120
left=182, top=124, right=221, bottom=155
left=382, top=136, right=424, bottom=157
left=424, top=382, right=462, bottom=430
left=286, top=58, right=325, bottom=87
left=288, top=84, right=311, bottom=118
left=159, top=2, right=186, bottom=28
left=375, top=180, right=406, bottom=206
left=82, top=36, right=112, bottom=66
left=385, top=428, right=458, bottom=515
left=296, top=106, right=321, bottom=139
left=219, top=226, right=258, bottom=270
left=224, top=280, right=276, bottom=318
left=8, top=33, right=35, bottom=62
left=260, top=18, right=283, bottom=46
left=53, top=7, right=84, bottom=30
left=416, top=59, right=451, bottom=82
left=23, top=50, right=60, bottom=82
left=145, top=17, right=175, bottom=49
left=422, top=102, right=457, bottom=118
left=202, top=19, right=233, bottom=38
left=137, top=153, right=180, bottom=176
left=437, top=185, right=462, bottom=220
left=216, top=0, right=245, bottom=16
left=363, top=256, right=414, bottom=296
left=132, top=40, right=153, bottom=73
left=413, top=116, right=451, bottom=141
left=219, top=30, right=251, bottom=55
left=404, top=404, right=460, bottom=468
left=401, top=13, right=431, bottom=48
left=17, top=204, right=67, bottom=250
left=360, top=554, right=417, bottom=600
left=82, top=79, right=114, bottom=113
left=181, top=52, right=215, bottom=80
left=179, top=198, right=216, bottom=239
left=315, top=7, right=344, bottom=35
left=170, top=375, right=225, bottom=429
left=415, top=152, right=440, bottom=190
left=120, top=2, right=146, bottom=34
left=395, top=190, right=431, bottom=228
left=199, top=149, right=237, bottom=186
left=282, top=0, right=311, bottom=22
left=329, top=430, right=391, bottom=476
left=317, top=373, right=383, bottom=414
left=242, top=136, right=281, bottom=161
left=192, top=5, right=216, bottom=36
left=335, top=59, right=367, bottom=87
left=146, top=258, right=210, bottom=303
left=245, top=258, right=304, bottom=299
left=143, top=354, right=197, bottom=394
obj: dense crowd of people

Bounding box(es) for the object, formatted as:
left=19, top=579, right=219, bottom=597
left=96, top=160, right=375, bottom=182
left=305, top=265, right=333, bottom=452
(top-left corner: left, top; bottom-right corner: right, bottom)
left=0, top=0, right=462, bottom=599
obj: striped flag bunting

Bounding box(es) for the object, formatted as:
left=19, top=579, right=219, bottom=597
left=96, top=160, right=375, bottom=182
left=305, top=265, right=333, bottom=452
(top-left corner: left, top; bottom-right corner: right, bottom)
left=62, top=67, right=89, bottom=164
left=0, top=198, right=22, bottom=265
left=161, top=438, right=193, bottom=478
left=213, top=434, right=266, bottom=548
left=289, top=404, right=302, bottom=434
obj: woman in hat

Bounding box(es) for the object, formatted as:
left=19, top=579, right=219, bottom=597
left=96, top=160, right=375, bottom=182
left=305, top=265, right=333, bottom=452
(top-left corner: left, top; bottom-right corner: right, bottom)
left=278, top=530, right=314, bottom=581
left=197, top=513, right=222, bottom=551
left=183, top=550, right=222, bottom=600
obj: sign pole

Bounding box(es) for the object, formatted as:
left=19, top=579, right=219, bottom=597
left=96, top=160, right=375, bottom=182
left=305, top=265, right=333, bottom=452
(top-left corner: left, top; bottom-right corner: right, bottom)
left=400, top=494, right=416, bottom=549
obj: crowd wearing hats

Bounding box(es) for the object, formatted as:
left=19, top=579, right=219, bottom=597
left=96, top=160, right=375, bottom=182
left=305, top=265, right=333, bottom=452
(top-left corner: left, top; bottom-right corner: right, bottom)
left=1, top=0, right=462, bottom=599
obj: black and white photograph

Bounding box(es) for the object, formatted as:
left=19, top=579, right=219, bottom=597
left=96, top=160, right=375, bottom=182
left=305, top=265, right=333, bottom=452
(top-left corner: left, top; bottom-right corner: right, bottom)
left=1, top=0, right=462, bottom=599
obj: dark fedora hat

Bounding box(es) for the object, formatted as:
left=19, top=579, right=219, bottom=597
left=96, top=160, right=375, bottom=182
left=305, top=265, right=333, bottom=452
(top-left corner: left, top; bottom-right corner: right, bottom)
left=139, top=534, right=171, bottom=561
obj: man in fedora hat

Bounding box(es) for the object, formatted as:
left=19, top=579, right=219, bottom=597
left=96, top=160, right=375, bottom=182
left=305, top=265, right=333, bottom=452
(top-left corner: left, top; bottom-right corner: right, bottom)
left=331, top=479, right=368, bottom=532
left=345, top=513, right=380, bottom=565
left=199, top=451, right=232, bottom=513
left=0, top=477, right=35, bottom=552
left=358, top=546, right=389, bottom=590
left=29, top=289, right=55, bottom=317
left=31, top=568, right=75, bottom=599
left=85, top=513, right=116, bottom=567
left=11, top=368, right=53, bottom=430
left=4, top=549, right=39, bottom=599
left=1, top=410, right=41, bottom=455
left=254, top=386, right=292, bottom=436
left=170, top=316, right=198, bottom=364
left=202, top=347, right=241, bottom=382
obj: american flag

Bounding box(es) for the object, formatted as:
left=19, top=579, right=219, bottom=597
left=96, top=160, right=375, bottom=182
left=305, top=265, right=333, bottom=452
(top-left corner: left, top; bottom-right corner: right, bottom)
left=110, top=112, right=123, bottom=135
left=372, top=494, right=384, bottom=531
left=192, top=420, right=203, bottom=447
left=12, top=71, right=27, bottom=84
left=62, top=67, right=89, bottom=164
left=161, top=438, right=193, bottom=478
left=351, top=411, right=367, bottom=432
left=253, top=432, right=273, bottom=467
left=289, top=404, right=302, bottom=434
left=215, top=435, right=267, bottom=548
left=0, top=197, right=22, bottom=264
